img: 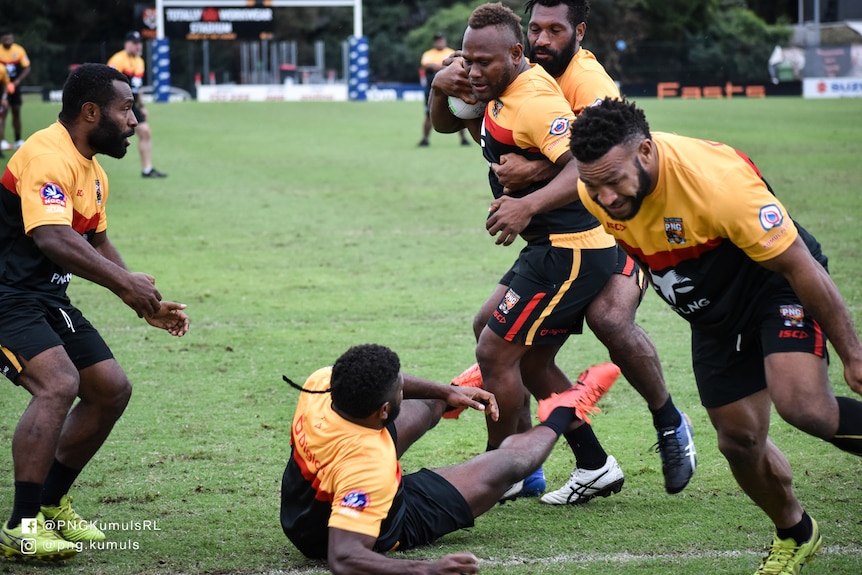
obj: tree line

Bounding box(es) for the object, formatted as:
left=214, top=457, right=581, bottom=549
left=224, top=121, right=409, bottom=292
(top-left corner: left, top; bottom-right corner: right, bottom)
left=0, top=0, right=794, bottom=90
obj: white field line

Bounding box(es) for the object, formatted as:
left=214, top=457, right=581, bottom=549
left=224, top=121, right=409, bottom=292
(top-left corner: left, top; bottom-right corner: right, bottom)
left=203, top=544, right=862, bottom=575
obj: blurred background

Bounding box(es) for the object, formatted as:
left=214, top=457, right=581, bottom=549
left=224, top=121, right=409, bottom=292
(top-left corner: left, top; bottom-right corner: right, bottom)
left=1, top=0, right=860, bottom=99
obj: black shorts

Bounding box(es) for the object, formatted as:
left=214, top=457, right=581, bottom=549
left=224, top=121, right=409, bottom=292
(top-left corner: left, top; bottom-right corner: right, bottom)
left=488, top=231, right=616, bottom=345
left=132, top=103, right=146, bottom=124
left=692, top=289, right=827, bottom=408
left=7, top=87, right=22, bottom=107
left=396, top=468, right=474, bottom=550
left=0, top=295, right=114, bottom=383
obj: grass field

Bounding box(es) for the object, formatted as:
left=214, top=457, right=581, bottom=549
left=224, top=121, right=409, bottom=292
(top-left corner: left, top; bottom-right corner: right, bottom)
left=0, top=94, right=860, bottom=574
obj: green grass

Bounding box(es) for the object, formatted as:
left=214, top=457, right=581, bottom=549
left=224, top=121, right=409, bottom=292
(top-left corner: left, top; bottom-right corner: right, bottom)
left=0, top=95, right=860, bottom=574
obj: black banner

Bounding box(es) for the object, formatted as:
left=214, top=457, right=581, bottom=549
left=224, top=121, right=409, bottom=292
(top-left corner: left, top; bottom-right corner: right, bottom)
left=163, top=6, right=275, bottom=40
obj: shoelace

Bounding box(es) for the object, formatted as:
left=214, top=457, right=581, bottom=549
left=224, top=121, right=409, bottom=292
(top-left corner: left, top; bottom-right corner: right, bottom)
left=654, top=427, right=684, bottom=466
left=756, top=541, right=800, bottom=574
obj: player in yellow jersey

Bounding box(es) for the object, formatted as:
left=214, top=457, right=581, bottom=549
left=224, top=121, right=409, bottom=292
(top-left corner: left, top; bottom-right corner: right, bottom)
left=0, top=31, right=31, bottom=151
left=418, top=32, right=470, bottom=148
left=430, top=0, right=695, bottom=503
left=0, top=64, right=188, bottom=561
left=280, top=343, right=619, bottom=573
left=108, top=32, right=167, bottom=178
left=571, top=97, right=862, bottom=575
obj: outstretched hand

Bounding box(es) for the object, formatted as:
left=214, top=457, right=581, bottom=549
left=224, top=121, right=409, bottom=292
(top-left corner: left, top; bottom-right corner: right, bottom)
left=845, top=358, right=862, bottom=396
left=145, top=301, right=189, bottom=337
left=431, top=551, right=480, bottom=574
left=446, top=386, right=499, bottom=422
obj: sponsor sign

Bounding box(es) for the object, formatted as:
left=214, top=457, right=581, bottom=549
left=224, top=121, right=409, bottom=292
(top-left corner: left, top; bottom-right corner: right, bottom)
left=803, top=77, right=862, bottom=98
left=164, top=6, right=274, bottom=40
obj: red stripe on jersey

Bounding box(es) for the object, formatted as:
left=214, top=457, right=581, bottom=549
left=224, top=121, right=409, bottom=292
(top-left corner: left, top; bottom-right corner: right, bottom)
left=72, top=210, right=100, bottom=235
left=484, top=118, right=516, bottom=147
left=619, top=237, right=724, bottom=270
left=735, top=150, right=763, bottom=178
left=1, top=167, right=18, bottom=194
left=504, top=292, right=546, bottom=341
left=291, top=441, right=333, bottom=502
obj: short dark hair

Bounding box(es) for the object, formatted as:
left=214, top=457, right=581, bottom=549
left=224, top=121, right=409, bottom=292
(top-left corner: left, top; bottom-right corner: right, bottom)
left=59, top=63, right=130, bottom=122
left=525, top=0, right=590, bottom=27
left=330, top=344, right=401, bottom=419
left=570, top=97, right=651, bottom=163
left=469, top=2, right=524, bottom=45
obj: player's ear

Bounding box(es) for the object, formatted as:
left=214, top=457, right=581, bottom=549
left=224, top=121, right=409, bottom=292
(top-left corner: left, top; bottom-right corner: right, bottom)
left=378, top=401, right=392, bottom=422
left=511, top=42, right=523, bottom=64
left=80, top=101, right=100, bottom=124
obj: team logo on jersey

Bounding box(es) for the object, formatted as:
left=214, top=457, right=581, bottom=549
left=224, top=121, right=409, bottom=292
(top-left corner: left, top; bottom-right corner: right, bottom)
left=649, top=269, right=695, bottom=305
left=758, top=204, right=784, bottom=230
left=779, top=304, right=805, bottom=327
left=95, top=179, right=103, bottom=206
left=341, top=490, right=369, bottom=511
left=498, top=288, right=521, bottom=315
left=40, top=183, right=66, bottom=207
left=491, top=99, right=503, bottom=119
left=664, top=218, right=686, bottom=244
left=549, top=117, right=570, bottom=136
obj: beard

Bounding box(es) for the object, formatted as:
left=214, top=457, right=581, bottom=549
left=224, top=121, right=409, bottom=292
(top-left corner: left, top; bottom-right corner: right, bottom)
left=615, top=158, right=652, bottom=221
left=478, top=65, right=514, bottom=103
left=89, top=111, right=133, bottom=159
left=529, top=39, right=577, bottom=78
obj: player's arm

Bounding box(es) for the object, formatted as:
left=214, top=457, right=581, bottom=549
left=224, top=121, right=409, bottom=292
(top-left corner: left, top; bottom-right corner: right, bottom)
left=90, top=230, right=189, bottom=335
left=759, top=236, right=862, bottom=395
left=33, top=225, right=162, bottom=317
left=486, top=151, right=581, bottom=246
left=13, top=64, right=30, bottom=88
left=402, top=373, right=498, bottom=420
left=328, top=527, right=479, bottom=575
left=491, top=153, right=561, bottom=195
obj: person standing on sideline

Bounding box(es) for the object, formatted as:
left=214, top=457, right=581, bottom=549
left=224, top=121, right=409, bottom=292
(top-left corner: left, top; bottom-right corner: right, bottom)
left=571, top=97, right=862, bottom=575
left=0, top=63, right=189, bottom=562
left=0, top=31, right=31, bottom=152
left=430, top=0, right=696, bottom=503
left=418, top=32, right=470, bottom=148
left=108, top=31, right=167, bottom=178
left=0, top=64, right=11, bottom=158
left=280, top=343, right=619, bottom=574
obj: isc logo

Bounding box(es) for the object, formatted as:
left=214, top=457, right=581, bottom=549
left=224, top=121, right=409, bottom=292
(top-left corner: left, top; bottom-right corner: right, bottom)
left=778, top=330, right=809, bottom=339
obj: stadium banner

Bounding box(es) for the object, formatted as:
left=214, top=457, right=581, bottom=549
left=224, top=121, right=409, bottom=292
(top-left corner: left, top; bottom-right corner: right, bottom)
left=803, top=77, right=862, bottom=98
left=196, top=83, right=348, bottom=102
left=163, top=6, right=275, bottom=40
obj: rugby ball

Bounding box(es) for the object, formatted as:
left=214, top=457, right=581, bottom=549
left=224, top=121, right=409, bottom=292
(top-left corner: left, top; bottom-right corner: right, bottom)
left=447, top=96, right=485, bottom=119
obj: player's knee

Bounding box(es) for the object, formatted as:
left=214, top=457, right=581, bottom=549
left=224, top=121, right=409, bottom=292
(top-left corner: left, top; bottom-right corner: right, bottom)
left=716, top=427, right=764, bottom=464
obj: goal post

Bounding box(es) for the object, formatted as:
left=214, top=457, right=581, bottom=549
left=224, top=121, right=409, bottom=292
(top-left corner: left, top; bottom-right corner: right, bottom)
left=153, top=0, right=367, bottom=101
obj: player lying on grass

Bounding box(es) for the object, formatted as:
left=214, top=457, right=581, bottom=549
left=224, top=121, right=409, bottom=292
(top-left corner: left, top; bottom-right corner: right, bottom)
left=280, top=344, right=619, bottom=574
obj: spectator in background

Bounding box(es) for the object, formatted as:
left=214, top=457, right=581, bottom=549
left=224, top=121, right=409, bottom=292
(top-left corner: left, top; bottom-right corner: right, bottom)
left=0, top=31, right=31, bottom=152
left=0, top=64, right=10, bottom=158
left=108, top=31, right=167, bottom=178
left=418, top=32, right=469, bottom=148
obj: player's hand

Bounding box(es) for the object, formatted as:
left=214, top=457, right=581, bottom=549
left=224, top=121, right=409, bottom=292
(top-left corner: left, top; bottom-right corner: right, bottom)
left=431, top=57, right=476, bottom=103
left=120, top=272, right=162, bottom=317
left=486, top=196, right=534, bottom=246
left=844, top=356, right=862, bottom=396
left=429, top=551, right=480, bottom=574
left=145, top=301, right=189, bottom=337
left=446, top=386, right=499, bottom=422
left=442, top=50, right=463, bottom=67
left=491, top=154, right=535, bottom=195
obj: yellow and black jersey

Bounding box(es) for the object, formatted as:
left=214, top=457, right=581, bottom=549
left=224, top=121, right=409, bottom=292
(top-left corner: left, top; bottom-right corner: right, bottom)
left=481, top=63, right=602, bottom=238
left=107, top=50, right=145, bottom=94
left=0, top=66, right=9, bottom=88
left=0, top=42, right=30, bottom=81
left=555, top=48, right=619, bottom=116
left=280, top=367, right=405, bottom=559
left=578, top=132, right=827, bottom=334
left=0, top=122, right=109, bottom=299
